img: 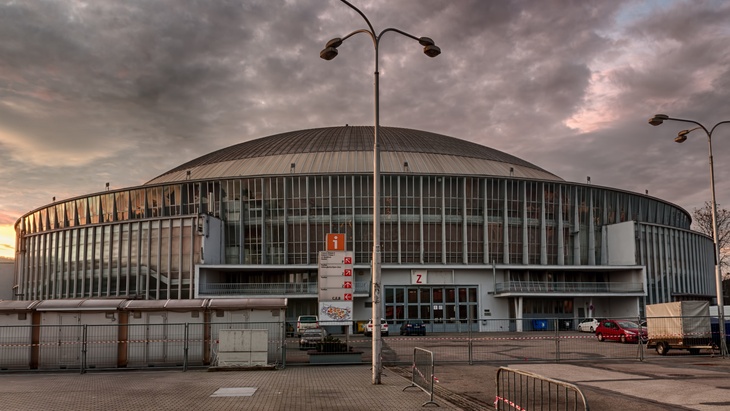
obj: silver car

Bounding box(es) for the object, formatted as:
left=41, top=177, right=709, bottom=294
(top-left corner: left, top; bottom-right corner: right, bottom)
left=299, top=328, right=328, bottom=349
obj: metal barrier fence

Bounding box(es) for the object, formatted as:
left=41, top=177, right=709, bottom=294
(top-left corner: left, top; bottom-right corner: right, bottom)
left=402, top=347, right=438, bottom=407
left=2, top=316, right=725, bottom=371
left=495, top=366, right=589, bottom=410
left=278, top=317, right=656, bottom=370
left=293, top=317, right=721, bottom=365
left=0, top=322, right=284, bottom=372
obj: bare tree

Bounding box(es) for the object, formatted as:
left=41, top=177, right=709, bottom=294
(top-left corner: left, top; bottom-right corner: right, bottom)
left=692, top=201, right=730, bottom=278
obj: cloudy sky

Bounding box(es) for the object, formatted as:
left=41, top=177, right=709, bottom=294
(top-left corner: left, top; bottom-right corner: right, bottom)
left=1, top=0, right=730, bottom=258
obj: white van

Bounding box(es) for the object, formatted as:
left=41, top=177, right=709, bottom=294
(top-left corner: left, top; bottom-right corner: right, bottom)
left=296, top=315, right=319, bottom=336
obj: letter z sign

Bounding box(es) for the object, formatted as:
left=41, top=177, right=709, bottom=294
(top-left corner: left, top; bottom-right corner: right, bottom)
left=411, top=270, right=427, bottom=285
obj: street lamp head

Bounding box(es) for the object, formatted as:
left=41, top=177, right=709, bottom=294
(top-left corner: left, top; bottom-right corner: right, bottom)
left=648, top=114, right=669, bottom=126
left=326, top=37, right=343, bottom=49
left=320, top=47, right=339, bottom=61
left=417, top=37, right=440, bottom=57
left=320, top=38, right=343, bottom=61
left=423, top=44, right=441, bottom=58
left=418, top=37, right=435, bottom=47
left=675, top=130, right=690, bottom=143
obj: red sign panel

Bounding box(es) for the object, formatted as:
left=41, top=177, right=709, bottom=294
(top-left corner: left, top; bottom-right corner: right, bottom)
left=326, top=234, right=345, bottom=251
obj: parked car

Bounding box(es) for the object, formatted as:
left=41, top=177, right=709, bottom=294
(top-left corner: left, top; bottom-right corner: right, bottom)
left=400, top=320, right=426, bottom=336
left=296, top=315, right=319, bottom=336
left=578, top=318, right=600, bottom=333
left=364, top=318, right=389, bottom=337
left=595, top=319, right=647, bottom=343
left=299, top=328, right=328, bottom=349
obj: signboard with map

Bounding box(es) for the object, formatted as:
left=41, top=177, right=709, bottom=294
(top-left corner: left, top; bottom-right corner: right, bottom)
left=318, top=249, right=354, bottom=325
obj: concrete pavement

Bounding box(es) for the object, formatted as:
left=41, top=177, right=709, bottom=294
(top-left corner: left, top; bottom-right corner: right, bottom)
left=0, top=366, right=461, bottom=411
left=1, top=356, right=730, bottom=410
left=430, top=355, right=730, bottom=410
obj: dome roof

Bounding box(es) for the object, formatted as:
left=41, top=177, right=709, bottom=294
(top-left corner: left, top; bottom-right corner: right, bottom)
left=146, top=126, right=562, bottom=184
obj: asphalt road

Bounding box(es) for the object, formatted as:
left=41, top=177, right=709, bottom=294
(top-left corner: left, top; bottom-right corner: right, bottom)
left=285, top=330, right=655, bottom=365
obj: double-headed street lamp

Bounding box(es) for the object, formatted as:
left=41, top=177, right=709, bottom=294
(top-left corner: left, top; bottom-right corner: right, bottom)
left=321, top=0, right=441, bottom=384
left=649, top=114, right=730, bottom=358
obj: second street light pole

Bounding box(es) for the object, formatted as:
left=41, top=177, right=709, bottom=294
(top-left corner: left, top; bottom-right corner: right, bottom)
left=649, top=114, right=730, bottom=358
left=321, top=0, right=441, bottom=384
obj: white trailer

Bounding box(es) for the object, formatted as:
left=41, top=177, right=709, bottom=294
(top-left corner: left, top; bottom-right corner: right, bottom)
left=646, top=301, right=715, bottom=355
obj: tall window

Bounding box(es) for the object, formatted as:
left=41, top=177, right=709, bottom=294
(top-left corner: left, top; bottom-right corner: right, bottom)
left=381, top=176, right=399, bottom=263
left=222, top=179, right=242, bottom=264
left=485, top=179, right=503, bottom=263
left=308, top=176, right=329, bottom=263
left=444, top=177, right=462, bottom=263
left=400, top=176, right=420, bottom=263
left=146, top=188, right=162, bottom=218
left=526, top=181, right=540, bottom=264
left=544, top=183, right=559, bottom=264
left=423, top=177, right=442, bottom=263
left=266, top=177, right=285, bottom=264
left=506, top=180, right=522, bottom=263
left=288, top=177, right=308, bottom=264
left=242, top=178, right=263, bottom=265
left=354, top=175, right=372, bottom=264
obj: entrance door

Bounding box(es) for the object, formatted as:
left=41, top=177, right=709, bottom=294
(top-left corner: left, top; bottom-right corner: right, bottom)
left=384, top=286, right=479, bottom=333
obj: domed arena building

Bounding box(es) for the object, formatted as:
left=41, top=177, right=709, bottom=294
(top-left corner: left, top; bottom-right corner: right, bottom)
left=11, top=126, right=716, bottom=330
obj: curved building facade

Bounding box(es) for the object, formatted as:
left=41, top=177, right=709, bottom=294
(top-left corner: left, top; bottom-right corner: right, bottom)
left=12, top=126, right=716, bottom=329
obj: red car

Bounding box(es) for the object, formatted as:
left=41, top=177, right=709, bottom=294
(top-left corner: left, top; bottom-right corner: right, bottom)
left=595, top=319, right=647, bottom=343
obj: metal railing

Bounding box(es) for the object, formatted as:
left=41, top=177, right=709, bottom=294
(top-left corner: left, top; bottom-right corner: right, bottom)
left=403, top=347, right=439, bottom=407
left=199, top=281, right=370, bottom=296
left=495, top=367, right=589, bottom=410
left=495, top=281, right=644, bottom=294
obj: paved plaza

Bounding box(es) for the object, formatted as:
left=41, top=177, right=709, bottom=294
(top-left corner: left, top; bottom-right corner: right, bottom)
left=1, top=356, right=730, bottom=410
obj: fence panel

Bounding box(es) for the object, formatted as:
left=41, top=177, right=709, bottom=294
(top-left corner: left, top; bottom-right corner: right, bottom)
left=495, top=366, right=589, bottom=410
left=0, top=325, right=33, bottom=370
left=84, top=324, right=120, bottom=369
left=123, top=323, right=189, bottom=368
left=2, top=316, right=725, bottom=371
left=38, top=324, right=82, bottom=370
left=402, top=347, right=439, bottom=407
left=469, top=318, right=558, bottom=363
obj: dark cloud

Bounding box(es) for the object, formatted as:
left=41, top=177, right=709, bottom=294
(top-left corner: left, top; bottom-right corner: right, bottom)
left=1, top=0, right=730, bottom=234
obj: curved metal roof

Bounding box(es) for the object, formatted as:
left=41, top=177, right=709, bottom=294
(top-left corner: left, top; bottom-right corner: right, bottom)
left=147, top=126, right=562, bottom=184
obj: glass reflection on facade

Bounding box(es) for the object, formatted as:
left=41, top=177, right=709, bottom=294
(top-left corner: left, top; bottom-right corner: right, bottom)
left=14, top=174, right=711, bottom=307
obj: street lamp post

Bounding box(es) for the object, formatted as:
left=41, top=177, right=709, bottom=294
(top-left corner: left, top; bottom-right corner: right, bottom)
left=321, top=0, right=440, bottom=384
left=649, top=114, right=730, bottom=358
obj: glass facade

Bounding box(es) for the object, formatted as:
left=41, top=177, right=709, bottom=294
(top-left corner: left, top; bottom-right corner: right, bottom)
left=14, top=173, right=712, bottom=307
left=385, top=286, right=478, bottom=324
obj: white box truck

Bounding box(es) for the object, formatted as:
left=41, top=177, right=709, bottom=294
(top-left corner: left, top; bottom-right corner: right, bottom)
left=646, top=301, right=715, bottom=355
